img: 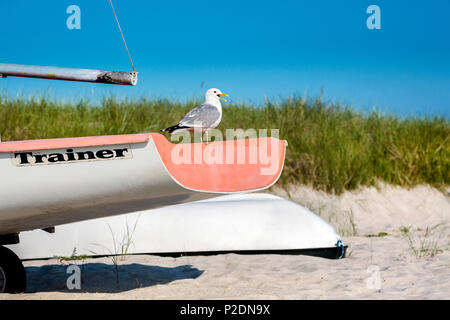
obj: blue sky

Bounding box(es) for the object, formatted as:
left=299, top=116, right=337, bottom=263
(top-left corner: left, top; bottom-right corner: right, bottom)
left=0, top=0, right=449, bottom=117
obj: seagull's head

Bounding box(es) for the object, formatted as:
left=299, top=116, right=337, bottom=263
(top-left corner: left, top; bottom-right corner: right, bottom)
left=205, top=88, right=228, bottom=102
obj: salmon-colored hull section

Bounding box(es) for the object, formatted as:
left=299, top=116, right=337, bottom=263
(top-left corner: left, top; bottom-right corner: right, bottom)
left=1, top=133, right=287, bottom=193
left=152, top=134, right=286, bottom=192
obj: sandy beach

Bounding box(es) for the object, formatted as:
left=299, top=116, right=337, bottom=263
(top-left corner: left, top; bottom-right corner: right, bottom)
left=1, top=183, right=449, bottom=300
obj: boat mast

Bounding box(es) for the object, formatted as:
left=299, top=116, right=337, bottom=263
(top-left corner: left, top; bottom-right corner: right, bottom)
left=0, top=63, right=137, bottom=86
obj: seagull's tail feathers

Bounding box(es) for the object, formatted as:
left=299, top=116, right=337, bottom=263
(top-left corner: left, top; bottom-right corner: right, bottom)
left=160, top=124, right=190, bottom=134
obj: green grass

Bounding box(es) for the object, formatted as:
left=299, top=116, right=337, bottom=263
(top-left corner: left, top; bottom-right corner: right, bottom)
left=55, top=247, right=90, bottom=263
left=399, top=224, right=445, bottom=259
left=0, top=94, right=448, bottom=194
left=366, top=232, right=389, bottom=238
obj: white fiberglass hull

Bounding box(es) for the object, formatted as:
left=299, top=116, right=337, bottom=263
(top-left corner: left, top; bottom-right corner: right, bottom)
left=7, top=194, right=345, bottom=260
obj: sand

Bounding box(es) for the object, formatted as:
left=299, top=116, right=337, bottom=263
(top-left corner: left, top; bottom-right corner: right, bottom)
left=1, top=183, right=449, bottom=300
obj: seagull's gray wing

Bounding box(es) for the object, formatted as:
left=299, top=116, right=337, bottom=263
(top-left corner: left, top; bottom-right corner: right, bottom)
left=179, top=103, right=220, bottom=128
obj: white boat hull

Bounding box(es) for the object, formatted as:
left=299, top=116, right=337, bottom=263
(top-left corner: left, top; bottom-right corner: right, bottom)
left=6, top=194, right=345, bottom=260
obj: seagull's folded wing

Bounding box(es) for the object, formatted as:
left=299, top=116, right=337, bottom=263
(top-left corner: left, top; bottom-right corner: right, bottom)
left=179, top=103, right=220, bottom=128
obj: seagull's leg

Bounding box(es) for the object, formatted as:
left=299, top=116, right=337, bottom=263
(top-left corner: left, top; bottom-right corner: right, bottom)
left=194, top=127, right=202, bottom=143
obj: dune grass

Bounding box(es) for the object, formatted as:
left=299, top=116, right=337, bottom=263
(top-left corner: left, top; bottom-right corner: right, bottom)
left=0, top=94, right=448, bottom=194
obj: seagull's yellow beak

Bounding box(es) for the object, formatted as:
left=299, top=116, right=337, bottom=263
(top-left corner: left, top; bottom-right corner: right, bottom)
left=218, top=93, right=229, bottom=101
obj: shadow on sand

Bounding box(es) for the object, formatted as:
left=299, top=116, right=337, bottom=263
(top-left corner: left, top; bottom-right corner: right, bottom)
left=25, top=263, right=203, bottom=293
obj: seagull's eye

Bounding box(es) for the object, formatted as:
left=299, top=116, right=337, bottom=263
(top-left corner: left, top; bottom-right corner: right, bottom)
left=214, top=91, right=217, bottom=93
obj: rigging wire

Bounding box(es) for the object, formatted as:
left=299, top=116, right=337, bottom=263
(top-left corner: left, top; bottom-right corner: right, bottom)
left=108, top=0, right=136, bottom=73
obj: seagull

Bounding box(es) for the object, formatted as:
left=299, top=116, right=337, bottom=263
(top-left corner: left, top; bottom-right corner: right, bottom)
left=161, top=88, right=228, bottom=142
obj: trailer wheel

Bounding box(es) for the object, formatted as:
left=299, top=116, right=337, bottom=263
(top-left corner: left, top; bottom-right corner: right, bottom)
left=0, top=246, right=26, bottom=293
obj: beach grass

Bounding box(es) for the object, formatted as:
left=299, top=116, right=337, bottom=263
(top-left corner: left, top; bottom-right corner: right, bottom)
left=0, top=94, right=448, bottom=194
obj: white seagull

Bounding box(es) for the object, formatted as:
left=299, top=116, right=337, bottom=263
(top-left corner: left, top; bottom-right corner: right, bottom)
left=161, top=88, right=228, bottom=142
